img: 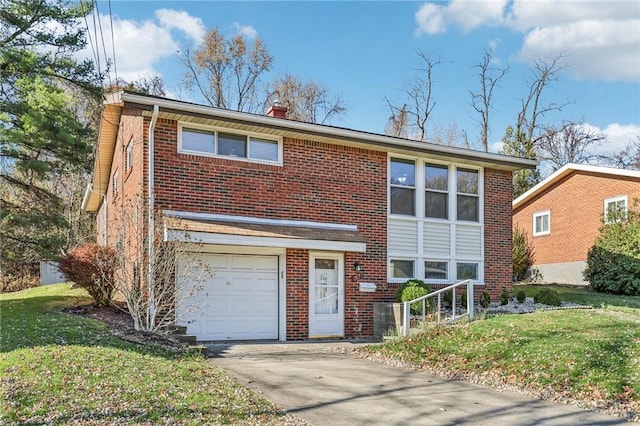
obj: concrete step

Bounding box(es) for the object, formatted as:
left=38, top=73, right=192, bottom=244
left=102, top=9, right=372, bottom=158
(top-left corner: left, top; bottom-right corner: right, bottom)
left=166, top=324, right=188, bottom=334
left=174, top=334, right=197, bottom=345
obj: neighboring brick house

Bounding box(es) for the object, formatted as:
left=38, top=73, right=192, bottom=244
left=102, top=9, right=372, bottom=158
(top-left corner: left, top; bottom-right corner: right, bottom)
left=513, top=163, right=640, bottom=285
left=83, top=91, right=535, bottom=342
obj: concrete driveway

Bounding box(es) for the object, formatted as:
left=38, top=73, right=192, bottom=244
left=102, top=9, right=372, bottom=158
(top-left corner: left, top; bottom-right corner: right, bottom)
left=208, top=341, right=627, bottom=426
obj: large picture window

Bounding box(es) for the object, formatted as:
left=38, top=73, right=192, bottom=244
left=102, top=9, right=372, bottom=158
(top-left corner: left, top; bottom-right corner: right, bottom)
left=456, top=168, right=479, bottom=222
left=390, top=158, right=416, bottom=216
left=179, top=124, right=281, bottom=164
left=387, top=157, right=483, bottom=284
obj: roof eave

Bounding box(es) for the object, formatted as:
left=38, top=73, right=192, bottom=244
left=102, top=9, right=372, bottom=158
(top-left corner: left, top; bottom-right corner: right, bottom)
left=119, top=91, right=538, bottom=172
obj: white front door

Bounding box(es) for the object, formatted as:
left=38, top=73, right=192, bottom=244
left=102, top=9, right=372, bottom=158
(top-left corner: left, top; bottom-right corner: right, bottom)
left=309, top=252, right=344, bottom=338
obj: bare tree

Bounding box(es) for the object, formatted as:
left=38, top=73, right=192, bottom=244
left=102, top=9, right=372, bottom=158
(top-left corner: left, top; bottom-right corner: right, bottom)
left=516, top=55, right=569, bottom=143
left=180, top=27, right=273, bottom=112
left=384, top=100, right=409, bottom=138
left=432, top=122, right=471, bottom=148
left=470, top=49, right=509, bottom=152
left=385, top=50, right=444, bottom=141
left=601, top=136, right=640, bottom=170
left=265, top=74, right=346, bottom=124
left=110, top=197, right=210, bottom=332
left=111, top=76, right=167, bottom=97
left=536, top=121, right=606, bottom=171
left=502, top=55, right=569, bottom=197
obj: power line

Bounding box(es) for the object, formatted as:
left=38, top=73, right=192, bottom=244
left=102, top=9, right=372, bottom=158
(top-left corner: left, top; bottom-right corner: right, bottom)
left=93, top=0, right=112, bottom=88
left=108, top=0, right=118, bottom=84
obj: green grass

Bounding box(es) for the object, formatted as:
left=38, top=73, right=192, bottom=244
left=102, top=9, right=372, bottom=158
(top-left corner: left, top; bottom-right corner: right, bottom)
left=517, top=284, right=640, bottom=315
left=368, top=292, right=640, bottom=417
left=0, top=284, right=294, bottom=425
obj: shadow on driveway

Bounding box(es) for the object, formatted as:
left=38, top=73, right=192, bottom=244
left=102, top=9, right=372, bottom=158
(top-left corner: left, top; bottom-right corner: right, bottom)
left=209, top=341, right=627, bottom=426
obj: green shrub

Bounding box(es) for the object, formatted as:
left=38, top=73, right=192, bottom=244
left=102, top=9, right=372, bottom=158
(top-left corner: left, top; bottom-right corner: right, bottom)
left=534, top=288, right=561, bottom=306
left=584, top=205, right=640, bottom=295
left=515, top=289, right=526, bottom=303
left=443, top=290, right=453, bottom=307
left=58, top=244, right=116, bottom=307
left=513, top=224, right=535, bottom=281
left=395, top=279, right=434, bottom=315
left=460, top=291, right=467, bottom=309
left=480, top=291, right=491, bottom=308
left=500, top=288, right=509, bottom=305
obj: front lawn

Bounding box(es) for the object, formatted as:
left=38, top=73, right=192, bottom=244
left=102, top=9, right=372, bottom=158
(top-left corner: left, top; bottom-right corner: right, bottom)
left=517, top=284, right=640, bottom=311
left=366, top=301, right=640, bottom=420
left=0, top=284, right=303, bottom=425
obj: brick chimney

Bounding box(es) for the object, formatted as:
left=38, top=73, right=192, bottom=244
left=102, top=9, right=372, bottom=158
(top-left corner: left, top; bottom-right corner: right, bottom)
left=266, top=102, right=287, bottom=119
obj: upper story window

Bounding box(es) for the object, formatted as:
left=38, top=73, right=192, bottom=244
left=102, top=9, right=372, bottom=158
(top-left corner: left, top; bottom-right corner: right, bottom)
left=179, top=123, right=281, bottom=164
left=604, top=196, right=627, bottom=223
left=112, top=170, right=119, bottom=197
left=533, top=210, right=550, bottom=236
left=126, top=142, right=133, bottom=171
left=456, top=168, right=479, bottom=222
left=425, top=163, right=448, bottom=219
left=390, top=158, right=415, bottom=216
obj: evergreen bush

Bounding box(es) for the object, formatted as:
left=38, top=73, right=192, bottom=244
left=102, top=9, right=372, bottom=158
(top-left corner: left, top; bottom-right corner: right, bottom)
left=395, top=279, right=434, bottom=315
left=479, top=291, right=491, bottom=308
left=534, top=288, right=561, bottom=306
left=500, top=288, right=509, bottom=305
left=513, top=224, right=535, bottom=281
left=584, top=204, right=640, bottom=295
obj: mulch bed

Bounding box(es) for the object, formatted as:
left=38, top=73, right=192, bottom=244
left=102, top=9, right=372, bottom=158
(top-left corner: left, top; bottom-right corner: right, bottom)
left=63, top=305, right=189, bottom=352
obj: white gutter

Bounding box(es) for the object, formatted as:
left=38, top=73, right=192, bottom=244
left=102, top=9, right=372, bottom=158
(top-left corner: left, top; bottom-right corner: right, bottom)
left=120, top=92, right=537, bottom=170
left=147, top=104, right=159, bottom=328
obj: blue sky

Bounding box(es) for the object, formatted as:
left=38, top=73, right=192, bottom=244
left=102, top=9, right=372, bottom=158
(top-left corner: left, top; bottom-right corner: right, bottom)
left=89, top=1, right=640, bottom=157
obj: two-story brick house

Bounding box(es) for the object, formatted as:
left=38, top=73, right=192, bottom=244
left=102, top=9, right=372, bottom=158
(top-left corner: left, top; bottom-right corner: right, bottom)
left=513, top=163, right=640, bottom=284
left=82, top=91, right=536, bottom=341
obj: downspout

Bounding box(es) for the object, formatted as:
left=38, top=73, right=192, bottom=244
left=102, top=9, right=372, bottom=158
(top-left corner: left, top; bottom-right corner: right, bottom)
left=148, top=105, right=159, bottom=329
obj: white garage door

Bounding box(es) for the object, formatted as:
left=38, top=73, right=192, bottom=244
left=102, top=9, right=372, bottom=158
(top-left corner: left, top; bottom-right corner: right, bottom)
left=177, top=253, right=279, bottom=341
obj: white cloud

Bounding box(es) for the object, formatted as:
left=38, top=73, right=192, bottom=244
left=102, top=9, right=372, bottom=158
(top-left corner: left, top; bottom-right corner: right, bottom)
left=414, top=1, right=640, bottom=82
left=77, top=9, right=206, bottom=83
left=415, top=0, right=507, bottom=35
left=518, top=19, right=640, bottom=82
left=594, top=123, right=640, bottom=154
left=232, top=22, right=258, bottom=39
left=155, top=9, right=206, bottom=44
left=505, top=0, right=638, bottom=32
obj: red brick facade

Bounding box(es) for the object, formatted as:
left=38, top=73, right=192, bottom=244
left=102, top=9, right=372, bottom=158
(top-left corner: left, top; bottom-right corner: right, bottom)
left=513, top=170, right=640, bottom=266
left=98, top=105, right=520, bottom=340
left=483, top=169, right=514, bottom=299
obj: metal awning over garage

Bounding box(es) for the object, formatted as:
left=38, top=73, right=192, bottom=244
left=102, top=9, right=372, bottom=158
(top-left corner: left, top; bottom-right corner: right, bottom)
left=163, top=211, right=366, bottom=253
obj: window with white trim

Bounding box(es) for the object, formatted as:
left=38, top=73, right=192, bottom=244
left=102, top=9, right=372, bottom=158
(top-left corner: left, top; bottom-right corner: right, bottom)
left=112, top=170, right=119, bottom=197
left=387, top=156, right=484, bottom=284
left=390, top=259, right=415, bottom=279
left=425, top=260, right=448, bottom=280
left=604, top=196, right=627, bottom=223
left=390, top=158, right=415, bottom=215
left=533, top=211, right=550, bottom=236
left=456, top=168, right=479, bottom=222
left=126, top=142, right=133, bottom=171
left=425, top=163, right=448, bottom=219
left=178, top=123, right=281, bottom=164
left=456, top=262, right=478, bottom=280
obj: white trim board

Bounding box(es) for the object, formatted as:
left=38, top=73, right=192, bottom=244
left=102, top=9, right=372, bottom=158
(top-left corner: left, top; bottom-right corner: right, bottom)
left=166, top=230, right=366, bottom=253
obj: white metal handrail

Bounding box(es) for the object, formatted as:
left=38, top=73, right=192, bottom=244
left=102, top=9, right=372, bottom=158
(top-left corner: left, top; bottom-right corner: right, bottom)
left=402, top=280, right=475, bottom=336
